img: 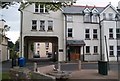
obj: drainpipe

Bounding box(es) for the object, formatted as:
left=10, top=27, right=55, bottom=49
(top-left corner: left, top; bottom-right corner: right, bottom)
left=98, top=15, right=103, bottom=61
left=18, top=9, right=23, bottom=57
left=63, top=13, right=67, bottom=62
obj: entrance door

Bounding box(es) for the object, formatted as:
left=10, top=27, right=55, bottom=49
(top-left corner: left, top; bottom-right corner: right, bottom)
left=70, top=46, right=80, bottom=61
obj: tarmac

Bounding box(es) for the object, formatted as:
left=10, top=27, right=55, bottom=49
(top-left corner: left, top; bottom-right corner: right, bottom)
left=1, top=60, right=120, bottom=81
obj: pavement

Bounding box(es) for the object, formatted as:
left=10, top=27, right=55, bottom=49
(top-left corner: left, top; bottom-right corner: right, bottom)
left=1, top=59, right=120, bottom=81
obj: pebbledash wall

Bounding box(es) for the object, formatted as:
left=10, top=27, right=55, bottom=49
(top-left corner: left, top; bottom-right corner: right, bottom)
left=20, top=2, right=120, bottom=61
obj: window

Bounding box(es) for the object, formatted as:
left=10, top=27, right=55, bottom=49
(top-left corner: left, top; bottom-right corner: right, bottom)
left=94, top=46, right=98, bottom=54
left=109, top=28, right=113, bottom=39
left=109, top=13, right=113, bottom=20
left=48, top=20, right=53, bottom=31
left=116, top=28, right=120, bottom=39
left=67, top=15, right=73, bottom=22
left=45, top=42, right=49, bottom=49
left=85, top=29, right=90, bottom=39
left=37, top=43, right=40, bottom=49
left=109, top=46, right=114, bottom=56
left=92, top=14, right=98, bottom=23
left=93, top=29, right=98, bottom=39
left=35, top=3, right=39, bottom=12
left=35, top=3, right=48, bottom=13
left=32, top=20, right=37, bottom=30
left=37, top=51, right=40, bottom=54
left=84, top=14, right=90, bottom=22
left=40, top=20, right=45, bottom=31
left=117, top=46, right=120, bottom=56
left=103, top=13, right=106, bottom=19
left=68, top=28, right=73, bottom=37
left=86, top=46, right=90, bottom=54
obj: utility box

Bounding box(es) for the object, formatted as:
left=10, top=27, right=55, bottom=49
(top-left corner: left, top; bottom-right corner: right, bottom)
left=98, top=61, right=108, bottom=75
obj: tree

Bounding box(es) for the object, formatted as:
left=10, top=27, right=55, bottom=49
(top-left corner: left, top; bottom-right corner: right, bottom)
left=8, top=41, right=14, bottom=49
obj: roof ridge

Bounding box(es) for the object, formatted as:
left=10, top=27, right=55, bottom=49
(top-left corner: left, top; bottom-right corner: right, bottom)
left=72, top=5, right=105, bottom=8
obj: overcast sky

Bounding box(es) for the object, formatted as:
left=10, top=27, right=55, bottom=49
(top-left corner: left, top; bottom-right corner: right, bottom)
left=0, top=0, right=119, bottom=43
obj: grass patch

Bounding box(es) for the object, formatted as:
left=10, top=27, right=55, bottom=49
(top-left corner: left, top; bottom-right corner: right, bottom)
left=0, top=72, right=10, bottom=79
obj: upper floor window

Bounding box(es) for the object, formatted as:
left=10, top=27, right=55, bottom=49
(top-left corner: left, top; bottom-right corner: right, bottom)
left=109, top=28, right=113, bottom=39
left=116, top=28, right=120, bottom=39
left=40, top=20, right=45, bottom=31
left=35, top=3, right=48, bottom=13
left=68, top=28, right=73, bottom=37
left=94, top=46, right=98, bottom=54
left=84, top=14, right=90, bottom=22
left=93, top=29, right=98, bottom=39
left=109, top=13, right=113, bottom=20
left=86, top=46, right=90, bottom=54
left=117, top=46, right=120, bottom=56
left=85, top=29, right=90, bottom=39
left=67, top=15, right=73, bottom=22
left=103, top=13, right=106, bottom=19
left=109, top=46, right=114, bottom=56
left=48, top=20, right=53, bottom=31
left=92, top=14, right=98, bottom=23
left=32, top=20, right=37, bottom=30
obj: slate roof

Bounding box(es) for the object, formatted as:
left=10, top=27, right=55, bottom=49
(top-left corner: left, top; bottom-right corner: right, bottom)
left=62, top=5, right=105, bottom=14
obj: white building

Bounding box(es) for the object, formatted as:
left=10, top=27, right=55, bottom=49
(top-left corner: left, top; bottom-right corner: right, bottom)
left=19, top=3, right=66, bottom=61
left=20, top=2, right=120, bottom=61
left=0, top=19, right=9, bottom=62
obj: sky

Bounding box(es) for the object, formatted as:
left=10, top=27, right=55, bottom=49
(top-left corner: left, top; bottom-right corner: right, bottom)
left=0, top=0, right=119, bottom=43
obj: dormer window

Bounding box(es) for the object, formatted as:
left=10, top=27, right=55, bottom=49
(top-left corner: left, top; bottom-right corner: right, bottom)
left=92, top=14, right=98, bottom=23
left=84, top=13, right=90, bottom=22
left=35, top=3, right=48, bottom=13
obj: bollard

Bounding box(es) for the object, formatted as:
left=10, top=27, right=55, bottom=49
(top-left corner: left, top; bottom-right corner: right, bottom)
left=58, top=62, right=61, bottom=72
left=34, top=62, right=38, bottom=72
left=78, top=60, right=81, bottom=70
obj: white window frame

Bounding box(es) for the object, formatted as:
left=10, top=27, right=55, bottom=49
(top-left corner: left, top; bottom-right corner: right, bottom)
left=103, top=13, right=106, bottom=19
left=34, top=3, right=48, bottom=13
left=48, top=20, right=53, bottom=31
left=86, top=46, right=90, bottom=54
left=32, top=20, right=37, bottom=30
left=109, top=46, right=114, bottom=56
left=92, top=14, right=98, bottom=23
left=94, top=46, right=98, bottom=54
left=93, top=29, right=98, bottom=39
left=67, top=15, right=73, bottom=22
left=116, top=28, right=120, bottom=39
left=109, top=13, right=113, bottom=20
left=117, top=46, right=120, bottom=57
left=84, top=14, right=90, bottom=22
left=68, top=28, right=73, bottom=37
left=85, top=29, right=90, bottom=39
left=40, top=20, right=45, bottom=31
left=109, top=28, right=114, bottom=39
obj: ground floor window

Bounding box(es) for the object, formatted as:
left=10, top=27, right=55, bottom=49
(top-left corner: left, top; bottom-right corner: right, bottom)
left=117, top=46, right=120, bottom=57
left=109, top=46, right=114, bottom=56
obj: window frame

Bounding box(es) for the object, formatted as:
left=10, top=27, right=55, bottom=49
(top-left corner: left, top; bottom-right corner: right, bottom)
left=109, top=28, right=114, bottom=39
left=109, top=46, right=114, bottom=57
left=84, top=13, right=90, bottom=22
left=117, top=46, right=120, bottom=57
left=86, top=46, right=90, bottom=54
left=40, top=20, right=45, bottom=31
left=85, top=29, right=90, bottom=39
left=32, top=20, right=37, bottom=30
left=48, top=20, right=53, bottom=31
left=93, top=29, right=98, bottom=39
left=94, top=46, right=98, bottom=54
left=116, top=28, right=120, bottom=39
left=68, top=28, right=73, bottom=37
left=108, top=13, right=113, bottom=20
left=67, top=15, right=73, bottom=22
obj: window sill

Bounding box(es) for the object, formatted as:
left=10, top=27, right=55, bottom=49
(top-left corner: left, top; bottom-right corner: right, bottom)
left=85, top=38, right=91, bottom=40
left=92, top=38, right=98, bottom=40
left=84, top=22, right=91, bottom=23
left=39, top=30, right=45, bottom=32
left=85, top=53, right=91, bottom=55
left=31, top=29, right=37, bottom=31
left=91, top=22, right=99, bottom=24
left=93, top=53, right=99, bottom=55
left=33, top=12, right=49, bottom=14
left=109, top=38, right=114, bottom=40
left=47, top=30, right=53, bottom=32
left=109, top=55, right=115, bottom=57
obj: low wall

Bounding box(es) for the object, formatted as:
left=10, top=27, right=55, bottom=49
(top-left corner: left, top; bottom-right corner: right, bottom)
left=84, top=55, right=100, bottom=61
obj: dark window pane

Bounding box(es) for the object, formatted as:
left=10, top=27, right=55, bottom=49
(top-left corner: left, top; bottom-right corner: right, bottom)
left=85, top=29, right=89, bottom=33
left=86, top=46, right=90, bottom=53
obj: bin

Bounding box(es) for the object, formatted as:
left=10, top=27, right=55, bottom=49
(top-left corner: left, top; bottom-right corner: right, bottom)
left=98, top=60, right=108, bottom=75
left=18, top=57, right=26, bottom=67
